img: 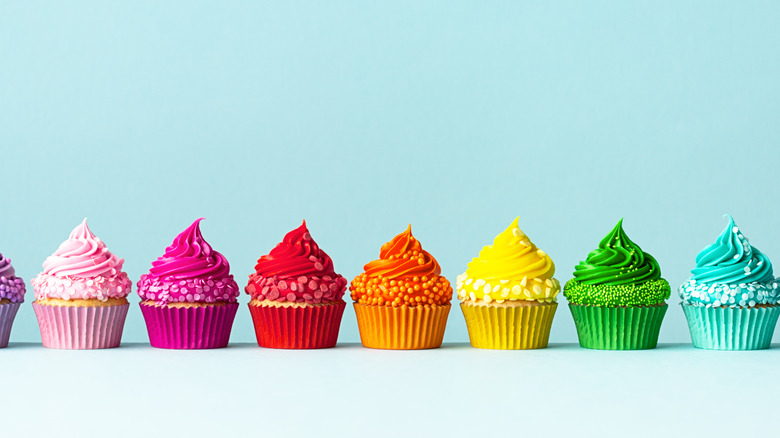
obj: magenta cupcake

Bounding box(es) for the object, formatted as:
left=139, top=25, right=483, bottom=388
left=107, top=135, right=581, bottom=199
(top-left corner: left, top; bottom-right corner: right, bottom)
left=245, top=220, right=347, bottom=349
left=31, top=219, right=132, bottom=349
left=137, top=218, right=239, bottom=349
left=0, top=252, right=25, bottom=348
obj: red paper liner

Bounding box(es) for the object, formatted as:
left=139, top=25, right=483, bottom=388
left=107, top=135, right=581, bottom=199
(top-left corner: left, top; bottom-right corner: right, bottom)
left=140, top=302, right=238, bottom=349
left=248, top=300, right=346, bottom=349
left=32, top=302, right=129, bottom=349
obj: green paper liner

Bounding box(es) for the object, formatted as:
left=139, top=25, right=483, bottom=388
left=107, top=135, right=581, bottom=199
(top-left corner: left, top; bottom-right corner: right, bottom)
left=681, top=304, right=780, bottom=350
left=568, top=304, right=667, bottom=350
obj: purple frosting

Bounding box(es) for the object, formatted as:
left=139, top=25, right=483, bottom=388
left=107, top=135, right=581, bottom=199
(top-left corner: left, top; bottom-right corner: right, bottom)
left=0, top=253, right=25, bottom=303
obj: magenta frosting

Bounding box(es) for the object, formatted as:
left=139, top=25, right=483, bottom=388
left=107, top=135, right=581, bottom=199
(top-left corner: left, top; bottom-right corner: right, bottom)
left=0, top=252, right=25, bottom=303
left=137, top=219, right=239, bottom=304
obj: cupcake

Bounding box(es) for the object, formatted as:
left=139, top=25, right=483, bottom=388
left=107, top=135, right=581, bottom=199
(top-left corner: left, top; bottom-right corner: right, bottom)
left=679, top=215, right=780, bottom=350
left=564, top=219, right=670, bottom=350
left=31, top=219, right=131, bottom=349
left=456, top=218, right=559, bottom=349
left=245, top=220, right=347, bottom=349
left=350, top=225, right=452, bottom=349
left=137, top=218, right=239, bottom=349
left=0, top=252, right=25, bottom=348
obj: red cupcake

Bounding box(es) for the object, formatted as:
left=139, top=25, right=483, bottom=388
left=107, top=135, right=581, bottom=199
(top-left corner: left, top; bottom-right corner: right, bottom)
left=245, top=221, right=347, bottom=349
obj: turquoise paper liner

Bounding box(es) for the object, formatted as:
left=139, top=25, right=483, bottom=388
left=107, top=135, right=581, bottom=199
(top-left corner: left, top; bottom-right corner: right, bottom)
left=569, top=304, right=667, bottom=350
left=682, top=304, right=780, bottom=350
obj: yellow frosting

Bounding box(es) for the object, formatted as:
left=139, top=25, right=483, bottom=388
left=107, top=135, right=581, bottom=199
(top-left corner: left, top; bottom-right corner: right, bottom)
left=456, top=218, right=560, bottom=303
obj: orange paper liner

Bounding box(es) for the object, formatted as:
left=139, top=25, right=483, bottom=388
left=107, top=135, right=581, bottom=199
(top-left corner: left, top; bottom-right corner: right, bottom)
left=353, top=303, right=450, bottom=350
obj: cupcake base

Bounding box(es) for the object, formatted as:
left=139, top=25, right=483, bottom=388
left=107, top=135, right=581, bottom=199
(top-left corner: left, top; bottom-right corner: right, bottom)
left=0, top=302, right=21, bottom=348
left=33, top=300, right=129, bottom=349
left=353, top=303, right=450, bottom=350
left=682, top=304, right=780, bottom=350
left=140, top=302, right=238, bottom=349
left=569, top=303, right=667, bottom=350
left=460, top=301, right=557, bottom=349
left=248, top=300, right=346, bottom=349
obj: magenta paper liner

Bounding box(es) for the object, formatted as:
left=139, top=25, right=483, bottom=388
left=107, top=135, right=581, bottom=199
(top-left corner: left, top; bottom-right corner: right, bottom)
left=248, top=301, right=346, bottom=349
left=0, top=302, right=21, bottom=348
left=140, top=302, right=239, bottom=349
left=32, top=302, right=129, bottom=349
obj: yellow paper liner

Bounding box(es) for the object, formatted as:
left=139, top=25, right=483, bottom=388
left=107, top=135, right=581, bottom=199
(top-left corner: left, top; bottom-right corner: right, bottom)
left=460, top=301, right=558, bottom=349
left=353, top=303, right=450, bottom=350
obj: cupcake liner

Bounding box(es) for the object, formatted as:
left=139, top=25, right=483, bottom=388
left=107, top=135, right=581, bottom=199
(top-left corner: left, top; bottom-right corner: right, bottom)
left=248, top=301, right=346, bottom=349
left=32, top=302, right=129, bottom=349
left=569, top=304, right=667, bottom=350
left=460, top=302, right=557, bottom=349
left=140, top=302, right=238, bottom=349
left=353, top=303, right=450, bottom=350
left=682, top=304, right=780, bottom=350
left=0, top=302, right=21, bottom=348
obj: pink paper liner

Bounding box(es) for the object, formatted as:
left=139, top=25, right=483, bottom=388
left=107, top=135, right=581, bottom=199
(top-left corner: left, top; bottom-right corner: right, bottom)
left=140, top=302, right=238, bottom=349
left=32, top=302, right=129, bottom=349
left=248, top=301, right=346, bottom=349
left=0, top=302, right=21, bottom=348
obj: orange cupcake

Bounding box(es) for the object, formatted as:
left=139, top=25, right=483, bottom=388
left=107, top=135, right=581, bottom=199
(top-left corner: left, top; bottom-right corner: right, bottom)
left=350, top=225, right=452, bottom=349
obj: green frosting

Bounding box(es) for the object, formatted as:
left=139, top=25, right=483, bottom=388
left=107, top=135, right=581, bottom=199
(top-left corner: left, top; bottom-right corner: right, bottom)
left=571, top=219, right=662, bottom=286
left=564, top=278, right=671, bottom=306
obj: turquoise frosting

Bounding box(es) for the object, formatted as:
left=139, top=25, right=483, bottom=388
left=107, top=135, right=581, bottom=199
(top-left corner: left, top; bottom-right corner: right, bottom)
left=679, top=215, right=779, bottom=308
left=690, top=215, right=773, bottom=284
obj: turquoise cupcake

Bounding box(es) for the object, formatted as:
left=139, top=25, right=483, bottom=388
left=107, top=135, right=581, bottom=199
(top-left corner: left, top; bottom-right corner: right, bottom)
left=679, top=215, right=780, bottom=350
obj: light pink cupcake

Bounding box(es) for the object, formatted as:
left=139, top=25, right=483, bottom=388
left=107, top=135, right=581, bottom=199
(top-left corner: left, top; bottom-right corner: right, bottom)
left=31, top=219, right=132, bottom=349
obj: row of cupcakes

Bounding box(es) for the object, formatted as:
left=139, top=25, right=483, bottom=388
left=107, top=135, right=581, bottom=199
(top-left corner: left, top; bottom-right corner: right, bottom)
left=0, top=215, right=777, bottom=351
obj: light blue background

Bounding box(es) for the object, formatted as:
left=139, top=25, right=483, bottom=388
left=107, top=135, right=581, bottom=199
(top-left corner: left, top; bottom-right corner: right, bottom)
left=2, top=0, right=779, bottom=346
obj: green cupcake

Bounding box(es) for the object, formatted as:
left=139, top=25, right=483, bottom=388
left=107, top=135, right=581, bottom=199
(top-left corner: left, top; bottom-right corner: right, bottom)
left=564, top=219, right=671, bottom=350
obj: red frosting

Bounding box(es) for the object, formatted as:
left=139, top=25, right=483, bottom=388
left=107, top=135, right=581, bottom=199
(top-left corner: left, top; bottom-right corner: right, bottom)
left=245, top=221, right=347, bottom=304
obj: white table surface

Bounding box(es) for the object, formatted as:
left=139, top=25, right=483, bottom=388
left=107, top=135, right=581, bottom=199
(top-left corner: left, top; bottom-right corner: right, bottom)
left=4, top=342, right=776, bottom=438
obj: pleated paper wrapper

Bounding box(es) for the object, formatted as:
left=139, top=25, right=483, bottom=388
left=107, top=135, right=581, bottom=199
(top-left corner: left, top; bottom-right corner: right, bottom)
left=0, top=302, right=21, bottom=348
left=248, top=301, right=346, bottom=349
left=353, top=303, right=450, bottom=350
left=682, top=304, right=780, bottom=350
left=569, top=304, right=667, bottom=350
left=33, top=302, right=129, bottom=349
left=460, top=302, right=557, bottom=349
left=140, top=302, right=238, bottom=349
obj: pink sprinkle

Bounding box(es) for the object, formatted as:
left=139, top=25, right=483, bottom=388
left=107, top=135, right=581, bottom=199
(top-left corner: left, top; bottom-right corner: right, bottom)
left=303, top=232, right=311, bottom=241
left=308, top=280, right=318, bottom=291
left=323, top=275, right=332, bottom=282
left=267, top=289, right=280, bottom=300
left=319, top=284, right=328, bottom=292
left=309, top=256, right=318, bottom=262
left=290, top=282, right=298, bottom=292
left=303, top=293, right=313, bottom=300
left=314, top=290, right=323, bottom=299
left=298, top=276, right=307, bottom=284
left=278, top=281, right=288, bottom=291
left=286, top=292, right=296, bottom=301
left=262, top=286, right=269, bottom=295
left=314, top=262, right=324, bottom=271
left=329, top=283, right=337, bottom=291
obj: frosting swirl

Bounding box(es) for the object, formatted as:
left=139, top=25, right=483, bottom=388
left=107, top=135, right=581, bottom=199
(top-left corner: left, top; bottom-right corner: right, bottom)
left=690, top=215, right=773, bottom=284
left=363, top=225, right=441, bottom=278
left=0, top=252, right=25, bottom=303
left=137, top=219, right=239, bottom=304
left=679, top=215, right=778, bottom=308
left=456, top=218, right=559, bottom=303
left=350, top=225, right=452, bottom=307
left=572, top=219, right=662, bottom=286
left=246, top=221, right=347, bottom=304
left=32, top=219, right=131, bottom=301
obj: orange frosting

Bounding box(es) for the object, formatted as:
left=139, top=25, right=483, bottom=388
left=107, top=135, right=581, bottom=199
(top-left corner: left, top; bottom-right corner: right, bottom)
left=350, top=225, right=452, bottom=307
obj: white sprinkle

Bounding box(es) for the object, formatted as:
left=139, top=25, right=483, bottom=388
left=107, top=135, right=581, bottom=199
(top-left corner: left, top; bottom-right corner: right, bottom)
left=465, top=278, right=473, bottom=285
left=469, top=292, right=476, bottom=301
left=520, top=277, right=528, bottom=287
left=512, top=228, right=521, bottom=237
left=474, top=279, right=485, bottom=289
left=492, top=285, right=501, bottom=293
left=483, top=284, right=492, bottom=294
left=511, top=285, right=522, bottom=296
left=483, top=294, right=492, bottom=303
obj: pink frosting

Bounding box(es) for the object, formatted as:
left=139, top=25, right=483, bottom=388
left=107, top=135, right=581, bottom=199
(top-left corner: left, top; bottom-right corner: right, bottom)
left=32, top=219, right=131, bottom=301
left=137, top=219, right=239, bottom=304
